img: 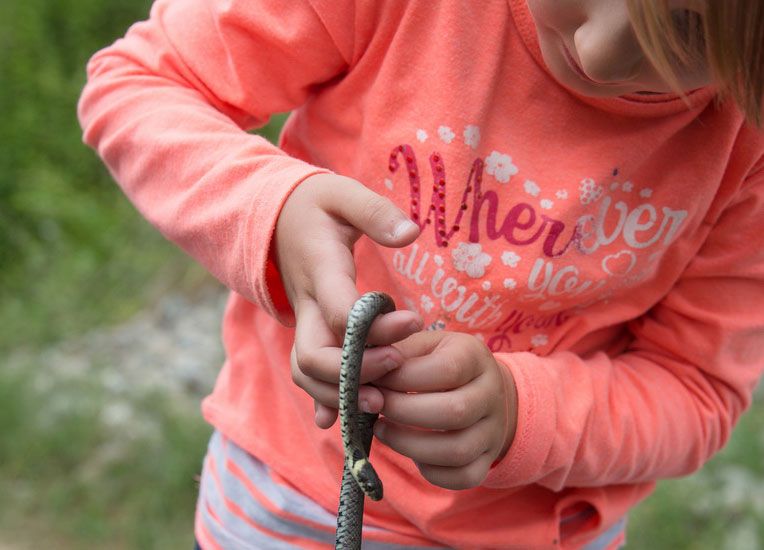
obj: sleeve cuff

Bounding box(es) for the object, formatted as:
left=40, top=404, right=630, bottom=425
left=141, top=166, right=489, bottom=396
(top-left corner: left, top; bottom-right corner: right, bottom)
left=244, top=163, right=332, bottom=326
left=483, top=351, right=557, bottom=489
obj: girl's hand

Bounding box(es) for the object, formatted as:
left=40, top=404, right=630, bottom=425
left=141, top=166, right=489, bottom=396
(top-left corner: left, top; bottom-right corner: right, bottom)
left=373, top=331, right=518, bottom=490
left=275, top=173, right=422, bottom=428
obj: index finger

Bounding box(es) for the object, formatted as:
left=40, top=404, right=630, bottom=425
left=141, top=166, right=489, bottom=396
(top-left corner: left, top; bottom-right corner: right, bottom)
left=293, top=297, right=345, bottom=384
left=312, top=260, right=423, bottom=346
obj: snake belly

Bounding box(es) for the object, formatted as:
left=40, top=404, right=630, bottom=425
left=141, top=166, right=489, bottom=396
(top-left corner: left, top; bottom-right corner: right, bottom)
left=335, top=292, right=395, bottom=550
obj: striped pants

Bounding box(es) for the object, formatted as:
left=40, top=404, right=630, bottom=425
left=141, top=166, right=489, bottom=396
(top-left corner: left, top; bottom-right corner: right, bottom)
left=194, top=431, right=626, bottom=550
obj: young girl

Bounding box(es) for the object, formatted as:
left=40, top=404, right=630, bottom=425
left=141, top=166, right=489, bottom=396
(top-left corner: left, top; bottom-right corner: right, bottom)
left=78, top=0, right=764, bottom=548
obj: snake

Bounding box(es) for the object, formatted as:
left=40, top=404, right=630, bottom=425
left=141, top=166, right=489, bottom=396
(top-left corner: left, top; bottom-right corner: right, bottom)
left=334, top=291, right=395, bottom=550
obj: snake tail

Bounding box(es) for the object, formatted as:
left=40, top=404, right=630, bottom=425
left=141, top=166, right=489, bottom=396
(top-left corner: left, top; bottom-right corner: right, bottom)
left=335, top=291, right=395, bottom=550
left=335, top=412, right=375, bottom=550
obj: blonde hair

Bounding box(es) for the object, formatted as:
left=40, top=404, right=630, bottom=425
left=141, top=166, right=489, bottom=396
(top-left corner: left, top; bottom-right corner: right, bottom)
left=627, top=0, right=764, bottom=127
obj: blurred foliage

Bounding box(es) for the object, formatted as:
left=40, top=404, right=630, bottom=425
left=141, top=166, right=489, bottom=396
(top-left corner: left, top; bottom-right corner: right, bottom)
left=1, top=0, right=152, bottom=273
left=0, top=0, right=284, bottom=352
left=0, top=0, right=159, bottom=349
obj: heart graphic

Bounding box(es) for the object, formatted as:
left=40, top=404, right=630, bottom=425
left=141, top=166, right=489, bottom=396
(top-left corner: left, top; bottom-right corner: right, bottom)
left=602, top=250, right=636, bottom=277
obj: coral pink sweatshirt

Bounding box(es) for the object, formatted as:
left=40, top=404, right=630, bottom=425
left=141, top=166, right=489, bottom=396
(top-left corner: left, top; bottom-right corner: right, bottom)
left=79, top=0, right=764, bottom=547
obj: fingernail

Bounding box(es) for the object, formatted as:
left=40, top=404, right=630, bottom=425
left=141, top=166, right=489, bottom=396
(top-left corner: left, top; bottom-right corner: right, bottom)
left=381, top=356, right=399, bottom=371
left=360, top=399, right=372, bottom=413
left=392, top=219, right=418, bottom=240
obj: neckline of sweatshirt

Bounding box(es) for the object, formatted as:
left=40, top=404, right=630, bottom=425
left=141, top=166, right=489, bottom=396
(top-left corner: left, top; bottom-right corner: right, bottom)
left=507, top=0, right=718, bottom=119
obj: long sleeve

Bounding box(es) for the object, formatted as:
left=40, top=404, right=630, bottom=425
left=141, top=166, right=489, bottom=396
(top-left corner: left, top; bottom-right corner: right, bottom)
left=77, top=0, right=354, bottom=321
left=486, top=170, right=764, bottom=490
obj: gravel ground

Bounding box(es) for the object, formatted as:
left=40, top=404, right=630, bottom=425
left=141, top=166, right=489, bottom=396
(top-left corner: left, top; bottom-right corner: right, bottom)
left=2, top=287, right=229, bottom=549
left=5, top=285, right=227, bottom=481
left=25, top=286, right=227, bottom=412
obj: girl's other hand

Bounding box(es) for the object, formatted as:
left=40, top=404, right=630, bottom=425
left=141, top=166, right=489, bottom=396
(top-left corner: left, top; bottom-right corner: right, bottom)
left=274, top=173, right=422, bottom=428
left=373, top=331, right=518, bottom=490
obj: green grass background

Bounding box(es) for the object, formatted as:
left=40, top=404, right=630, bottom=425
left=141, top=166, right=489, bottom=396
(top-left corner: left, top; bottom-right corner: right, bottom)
left=1, top=1, right=762, bottom=548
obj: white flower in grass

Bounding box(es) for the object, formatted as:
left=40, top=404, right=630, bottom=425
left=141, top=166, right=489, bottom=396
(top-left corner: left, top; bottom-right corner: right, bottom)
left=485, top=151, right=519, bottom=183
left=463, top=125, right=481, bottom=149
left=452, top=242, right=492, bottom=278
left=438, top=126, right=456, bottom=144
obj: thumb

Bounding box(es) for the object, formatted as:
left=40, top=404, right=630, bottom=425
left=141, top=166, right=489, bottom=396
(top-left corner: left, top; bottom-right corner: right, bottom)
left=319, top=175, right=420, bottom=248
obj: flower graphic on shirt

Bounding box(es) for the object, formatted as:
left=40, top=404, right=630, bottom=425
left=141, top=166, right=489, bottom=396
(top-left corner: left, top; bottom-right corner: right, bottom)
left=452, top=242, right=492, bottom=278
left=463, top=125, right=481, bottom=149
left=482, top=281, right=491, bottom=291
left=416, top=129, right=428, bottom=142
left=622, top=181, right=634, bottom=192
left=556, top=189, right=568, bottom=199
left=485, top=151, right=519, bottom=183
left=640, top=188, right=653, bottom=198
left=438, top=126, right=456, bottom=144
left=524, top=180, right=540, bottom=197
left=503, top=278, right=517, bottom=289
left=501, top=250, right=521, bottom=268
left=420, top=294, right=434, bottom=313
left=531, top=334, right=549, bottom=347
left=540, top=199, right=553, bottom=210
left=433, top=254, right=444, bottom=266
left=579, top=177, right=604, bottom=204
left=384, top=178, right=393, bottom=191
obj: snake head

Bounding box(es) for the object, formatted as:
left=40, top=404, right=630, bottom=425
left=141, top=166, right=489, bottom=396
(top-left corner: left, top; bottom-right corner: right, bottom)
left=358, top=463, right=384, bottom=501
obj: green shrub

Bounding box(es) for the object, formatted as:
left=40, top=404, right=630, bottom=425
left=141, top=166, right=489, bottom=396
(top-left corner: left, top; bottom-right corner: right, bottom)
left=0, top=0, right=283, bottom=351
